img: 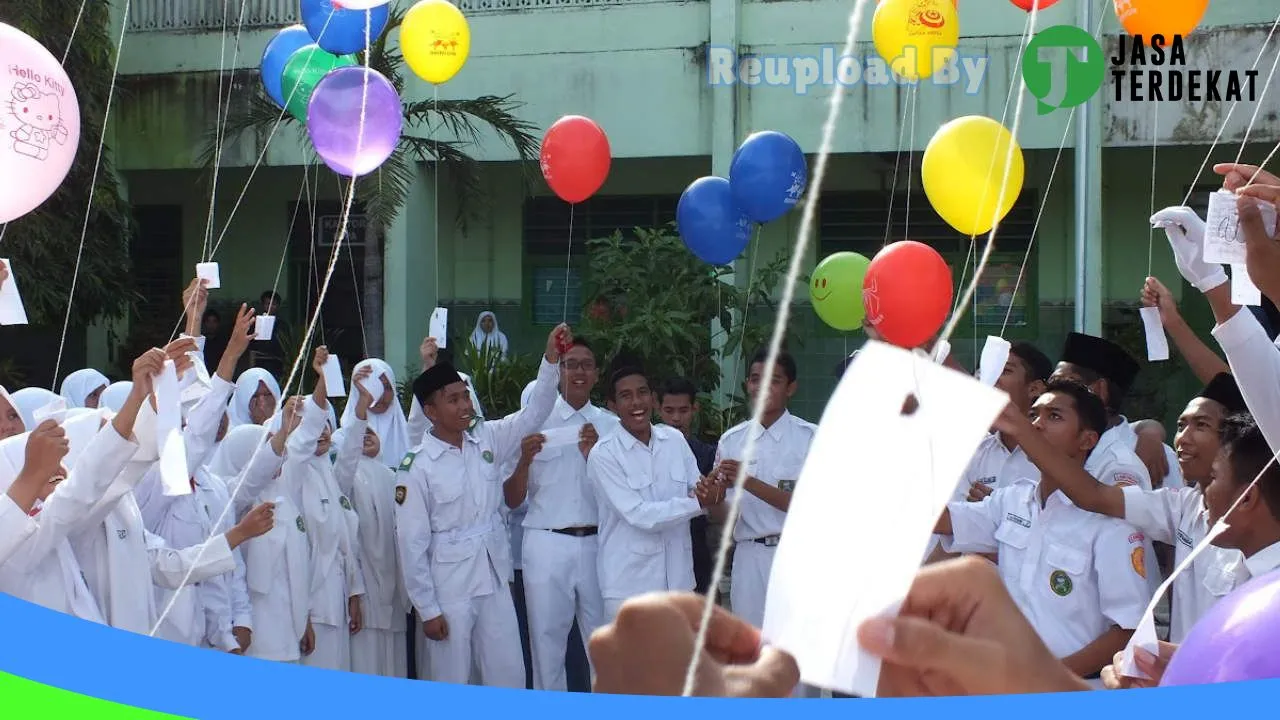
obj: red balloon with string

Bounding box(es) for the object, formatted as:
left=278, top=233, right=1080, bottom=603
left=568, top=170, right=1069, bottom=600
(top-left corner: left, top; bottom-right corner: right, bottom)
left=541, top=116, right=611, bottom=204
left=1009, top=0, right=1060, bottom=9
left=863, top=241, right=954, bottom=349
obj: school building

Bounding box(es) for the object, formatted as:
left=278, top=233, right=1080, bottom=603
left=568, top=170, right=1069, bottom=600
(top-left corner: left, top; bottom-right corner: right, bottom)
left=99, top=0, right=1280, bottom=425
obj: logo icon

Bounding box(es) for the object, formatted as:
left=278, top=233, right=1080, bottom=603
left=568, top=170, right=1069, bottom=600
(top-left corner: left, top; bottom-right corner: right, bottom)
left=296, top=515, right=306, bottom=533
left=1131, top=546, right=1147, bottom=578
left=482, top=450, right=494, bottom=464
left=1022, top=25, right=1105, bottom=115
left=1049, top=569, right=1073, bottom=596
left=339, top=496, right=352, bottom=511
left=395, top=486, right=407, bottom=505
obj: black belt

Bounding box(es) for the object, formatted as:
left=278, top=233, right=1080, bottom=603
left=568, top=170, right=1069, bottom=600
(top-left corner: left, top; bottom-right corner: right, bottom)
left=750, top=535, right=781, bottom=547
left=1084, top=672, right=1101, bottom=680
left=551, top=526, right=598, bottom=537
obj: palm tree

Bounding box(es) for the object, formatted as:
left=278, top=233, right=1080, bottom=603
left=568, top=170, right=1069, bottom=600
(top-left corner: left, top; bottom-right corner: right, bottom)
left=202, top=6, right=541, bottom=356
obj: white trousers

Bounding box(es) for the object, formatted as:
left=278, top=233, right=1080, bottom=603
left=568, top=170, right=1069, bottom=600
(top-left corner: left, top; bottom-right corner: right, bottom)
left=352, top=627, right=401, bottom=677
left=302, top=622, right=351, bottom=672
left=729, top=540, right=775, bottom=629
left=427, top=585, right=526, bottom=687
left=522, top=529, right=604, bottom=691
left=415, top=616, right=431, bottom=679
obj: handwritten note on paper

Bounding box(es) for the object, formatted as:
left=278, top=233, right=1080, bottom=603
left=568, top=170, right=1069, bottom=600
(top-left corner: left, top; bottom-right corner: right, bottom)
left=978, top=336, right=1012, bottom=386
left=1118, top=521, right=1229, bottom=678
left=322, top=355, right=346, bottom=397
left=254, top=315, right=275, bottom=340
left=429, top=308, right=449, bottom=348
left=1204, top=190, right=1278, bottom=265
left=195, top=262, right=221, bottom=289
left=154, top=360, right=192, bottom=497
left=0, top=259, right=28, bottom=326
left=761, top=340, right=1007, bottom=696
left=1231, top=264, right=1262, bottom=306
left=1139, top=307, right=1170, bottom=362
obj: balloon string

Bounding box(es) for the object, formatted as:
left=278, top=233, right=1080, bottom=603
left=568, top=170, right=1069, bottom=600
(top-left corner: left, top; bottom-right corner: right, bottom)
left=434, top=84, right=440, bottom=318
left=60, top=0, right=88, bottom=65
left=883, top=87, right=911, bottom=248
left=904, top=82, right=918, bottom=242
left=203, top=0, right=252, bottom=263
left=562, top=204, right=575, bottom=323
left=1147, top=103, right=1157, bottom=278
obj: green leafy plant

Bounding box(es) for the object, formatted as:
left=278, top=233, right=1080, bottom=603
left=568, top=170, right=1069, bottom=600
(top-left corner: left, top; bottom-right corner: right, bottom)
left=1102, top=304, right=1184, bottom=426
left=459, top=341, right=540, bottom=419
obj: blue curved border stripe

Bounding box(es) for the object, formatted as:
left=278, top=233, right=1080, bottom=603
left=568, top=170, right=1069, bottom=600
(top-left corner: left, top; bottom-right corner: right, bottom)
left=1, top=592, right=1277, bottom=717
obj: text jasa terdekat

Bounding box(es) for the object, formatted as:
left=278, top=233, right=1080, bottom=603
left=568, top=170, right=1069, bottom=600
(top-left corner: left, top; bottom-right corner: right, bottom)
left=1111, top=34, right=1259, bottom=103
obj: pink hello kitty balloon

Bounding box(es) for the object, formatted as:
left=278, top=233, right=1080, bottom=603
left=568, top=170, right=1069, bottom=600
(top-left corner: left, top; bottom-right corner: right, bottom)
left=0, top=23, right=80, bottom=224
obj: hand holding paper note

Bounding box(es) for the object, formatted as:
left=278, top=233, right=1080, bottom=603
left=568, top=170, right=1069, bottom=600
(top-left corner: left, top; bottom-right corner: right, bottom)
left=0, top=259, right=29, bottom=326
left=1203, top=190, right=1277, bottom=265
left=322, top=355, right=345, bottom=397
left=195, top=262, right=221, bottom=289
left=1138, top=307, right=1169, bottom=362
left=761, top=341, right=1006, bottom=696
left=429, top=307, right=448, bottom=348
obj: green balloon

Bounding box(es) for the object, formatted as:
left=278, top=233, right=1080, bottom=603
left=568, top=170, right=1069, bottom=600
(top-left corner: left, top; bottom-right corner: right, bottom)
left=280, top=44, right=357, bottom=123
left=810, top=251, right=871, bottom=331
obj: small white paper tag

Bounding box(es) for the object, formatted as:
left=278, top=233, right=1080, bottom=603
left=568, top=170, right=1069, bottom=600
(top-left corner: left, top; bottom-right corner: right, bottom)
left=356, top=372, right=382, bottom=399
left=0, top=259, right=29, bottom=326
left=540, top=424, right=582, bottom=450
left=154, top=360, right=192, bottom=496
left=322, top=355, right=345, bottom=397
left=761, top=340, right=1007, bottom=696
left=1139, top=306, right=1170, bottom=361
left=33, top=398, right=68, bottom=426
left=429, top=307, right=448, bottom=348
left=931, top=339, right=951, bottom=365
left=1204, top=190, right=1278, bottom=265
left=978, top=336, right=1012, bottom=386
left=195, top=262, right=221, bottom=289
left=254, top=315, right=275, bottom=340
left=1231, top=264, right=1262, bottom=306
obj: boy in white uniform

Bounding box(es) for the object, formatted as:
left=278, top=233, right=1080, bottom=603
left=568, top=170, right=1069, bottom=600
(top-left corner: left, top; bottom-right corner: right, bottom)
left=934, top=381, right=1152, bottom=686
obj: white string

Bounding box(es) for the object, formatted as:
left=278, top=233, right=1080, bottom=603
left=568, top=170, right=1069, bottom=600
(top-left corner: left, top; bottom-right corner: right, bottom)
left=59, top=0, right=89, bottom=65
left=1147, top=103, right=1158, bottom=276
left=882, top=89, right=911, bottom=248
left=904, top=83, right=918, bottom=242
left=1231, top=29, right=1280, bottom=168
left=681, top=0, right=875, bottom=696
left=202, top=0, right=250, bottom=262
left=149, top=11, right=374, bottom=636
left=51, top=0, right=132, bottom=387
left=1181, top=10, right=1280, bottom=206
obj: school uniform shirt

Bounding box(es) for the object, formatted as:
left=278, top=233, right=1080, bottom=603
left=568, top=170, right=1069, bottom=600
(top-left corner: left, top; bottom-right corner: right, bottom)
left=715, top=411, right=816, bottom=543
left=395, top=356, right=559, bottom=623
left=406, top=374, right=485, bottom=447
left=0, top=494, right=37, bottom=566
left=1086, top=422, right=1162, bottom=589
left=523, top=397, right=620, bottom=532
left=1119, top=484, right=1241, bottom=643
left=589, top=424, right=705, bottom=601
left=925, top=432, right=1042, bottom=559
left=1112, top=418, right=1184, bottom=489
left=1212, top=308, right=1280, bottom=457
left=1215, top=539, right=1280, bottom=589
left=943, top=478, right=1152, bottom=661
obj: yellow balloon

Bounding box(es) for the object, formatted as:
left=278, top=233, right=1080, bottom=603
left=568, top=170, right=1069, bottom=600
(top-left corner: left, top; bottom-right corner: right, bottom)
left=921, top=115, right=1025, bottom=237
left=402, top=0, right=471, bottom=85
left=872, top=0, right=960, bottom=81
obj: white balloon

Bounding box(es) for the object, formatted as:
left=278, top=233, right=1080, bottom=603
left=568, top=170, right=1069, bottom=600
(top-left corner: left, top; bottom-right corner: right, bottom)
left=0, top=23, right=81, bottom=224
left=330, top=0, right=393, bottom=8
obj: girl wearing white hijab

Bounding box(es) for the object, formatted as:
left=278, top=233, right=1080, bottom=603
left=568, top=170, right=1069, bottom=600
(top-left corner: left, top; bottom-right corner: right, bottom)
left=0, top=386, right=25, bottom=440
left=339, top=359, right=410, bottom=467
left=60, top=369, right=111, bottom=409
left=469, top=311, right=509, bottom=360
left=10, top=387, right=61, bottom=433
left=286, top=351, right=365, bottom=671
left=99, top=382, right=133, bottom=414
left=335, top=365, right=407, bottom=677
left=229, top=369, right=281, bottom=428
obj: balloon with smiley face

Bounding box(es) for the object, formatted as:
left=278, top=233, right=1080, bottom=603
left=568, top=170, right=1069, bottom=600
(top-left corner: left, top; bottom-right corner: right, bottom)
left=809, top=252, right=871, bottom=331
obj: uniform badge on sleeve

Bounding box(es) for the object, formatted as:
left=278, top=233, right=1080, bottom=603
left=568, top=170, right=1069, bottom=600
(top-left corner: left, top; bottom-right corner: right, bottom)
left=399, top=452, right=417, bottom=472
left=296, top=515, right=307, bottom=533
left=1131, top=546, right=1147, bottom=578
left=482, top=450, right=494, bottom=464
left=1049, top=570, right=1072, bottom=596
left=1114, top=472, right=1139, bottom=487
left=778, top=479, right=796, bottom=493
left=395, top=486, right=407, bottom=505
left=339, top=496, right=352, bottom=511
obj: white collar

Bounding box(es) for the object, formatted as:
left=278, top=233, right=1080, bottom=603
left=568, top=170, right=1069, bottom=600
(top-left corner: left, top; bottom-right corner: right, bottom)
left=1244, top=539, right=1280, bottom=580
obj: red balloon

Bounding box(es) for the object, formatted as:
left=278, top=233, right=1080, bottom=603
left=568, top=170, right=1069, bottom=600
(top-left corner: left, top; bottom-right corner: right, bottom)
left=540, top=115, right=611, bottom=204
left=1009, top=0, right=1060, bottom=9
left=862, top=241, right=953, bottom=349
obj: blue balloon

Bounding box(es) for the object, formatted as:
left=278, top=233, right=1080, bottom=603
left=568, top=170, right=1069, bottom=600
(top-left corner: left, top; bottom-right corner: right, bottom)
left=677, top=176, right=753, bottom=266
left=261, top=25, right=314, bottom=107
left=729, top=130, right=808, bottom=223
left=300, top=0, right=390, bottom=56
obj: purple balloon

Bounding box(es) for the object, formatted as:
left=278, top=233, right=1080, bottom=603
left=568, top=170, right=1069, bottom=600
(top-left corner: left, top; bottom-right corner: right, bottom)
left=1161, top=567, right=1280, bottom=686
left=306, top=66, right=402, bottom=177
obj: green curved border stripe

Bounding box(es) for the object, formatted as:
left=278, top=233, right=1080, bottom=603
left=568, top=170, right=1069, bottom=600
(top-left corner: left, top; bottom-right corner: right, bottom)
left=0, top=671, right=190, bottom=718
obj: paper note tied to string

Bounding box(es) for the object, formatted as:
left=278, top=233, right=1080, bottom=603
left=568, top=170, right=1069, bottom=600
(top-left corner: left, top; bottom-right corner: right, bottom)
left=356, top=371, right=382, bottom=399
left=978, top=336, right=1011, bottom=386
left=931, top=338, right=951, bottom=365
left=32, top=397, right=68, bottom=426
left=254, top=315, right=275, bottom=341
left=760, top=340, right=1007, bottom=696
left=429, top=307, right=448, bottom=348
left=1118, top=520, right=1230, bottom=678
left=154, top=359, right=191, bottom=496
left=0, top=259, right=28, bottom=326
left=322, top=355, right=346, bottom=397
left=195, top=262, right=221, bottom=289
left=1204, top=190, right=1277, bottom=265
left=1231, top=264, right=1262, bottom=306
left=1139, top=307, right=1170, bottom=362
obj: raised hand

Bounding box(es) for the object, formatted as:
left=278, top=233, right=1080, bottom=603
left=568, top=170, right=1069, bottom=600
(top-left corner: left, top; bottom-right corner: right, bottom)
left=1150, top=206, right=1226, bottom=292
left=1214, top=162, right=1280, bottom=191
left=545, top=324, right=571, bottom=363
left=182, top=278, right=209, bottom=324
left=1141, top=276, right=1181, bottom=324
left=578, top=423, right=599, bottom=459
left=519, top=433, right=545, bottom=467
left=420, top=337, right=438, bottom=371
left=225, top=304, right=257, bottom=360
left=353, top=366, right=375, bottom=417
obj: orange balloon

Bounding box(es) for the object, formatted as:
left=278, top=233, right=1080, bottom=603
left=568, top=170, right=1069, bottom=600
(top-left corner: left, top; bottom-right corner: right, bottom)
left=1113, top=0, right=1209, bottom=39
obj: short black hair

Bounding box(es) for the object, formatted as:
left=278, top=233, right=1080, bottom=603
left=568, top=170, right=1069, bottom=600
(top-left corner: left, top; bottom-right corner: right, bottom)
left=1055, top=362, right=1126, bottom=415
left=748, top=347, right=797, bottom=383
left=202, top=309, right=221, bottom=322
left=260, top=290, right=282, bottom=304
left=1040, top=379, right=1108, bottom=437
left=659, top=377, right=698, bottom=404
left=1218, top=413, right=1280, bottom=523
left=1010, top=342, right=1052, bottom=382
left=607, top=367, right=648, bottom=400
